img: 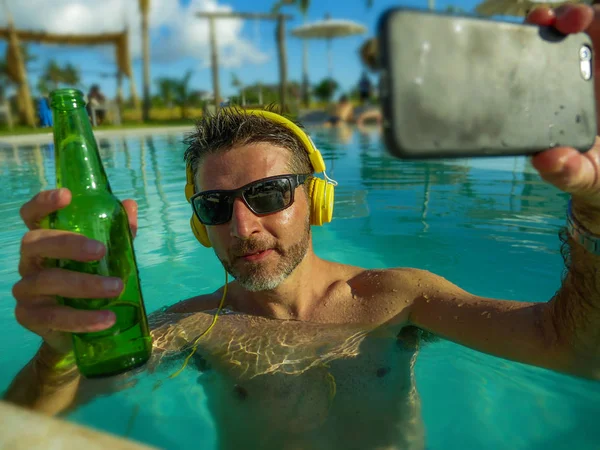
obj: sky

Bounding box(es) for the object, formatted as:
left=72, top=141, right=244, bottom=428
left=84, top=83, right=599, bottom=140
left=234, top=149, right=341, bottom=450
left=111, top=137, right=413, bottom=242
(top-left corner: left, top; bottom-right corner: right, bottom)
left=0, top=0, right=505, bottom=100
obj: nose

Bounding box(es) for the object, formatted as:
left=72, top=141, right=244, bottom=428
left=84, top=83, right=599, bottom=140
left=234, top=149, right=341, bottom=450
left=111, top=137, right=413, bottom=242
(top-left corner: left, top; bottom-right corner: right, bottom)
left=229, top=197, right=261, bottom=240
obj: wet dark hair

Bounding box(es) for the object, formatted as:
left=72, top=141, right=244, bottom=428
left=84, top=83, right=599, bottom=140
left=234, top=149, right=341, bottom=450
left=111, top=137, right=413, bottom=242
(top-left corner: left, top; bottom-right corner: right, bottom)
left=183, top=105, right=313, bottom=190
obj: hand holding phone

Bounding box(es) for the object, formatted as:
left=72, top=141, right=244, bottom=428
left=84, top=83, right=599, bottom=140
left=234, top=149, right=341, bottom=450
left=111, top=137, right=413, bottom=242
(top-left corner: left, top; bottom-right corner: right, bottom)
left=377, top=8, right=597, bottom=159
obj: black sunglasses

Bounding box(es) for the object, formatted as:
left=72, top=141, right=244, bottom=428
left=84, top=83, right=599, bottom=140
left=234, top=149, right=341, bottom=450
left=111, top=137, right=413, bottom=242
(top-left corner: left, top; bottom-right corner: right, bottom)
left=190, top=174, right=310, bottom=226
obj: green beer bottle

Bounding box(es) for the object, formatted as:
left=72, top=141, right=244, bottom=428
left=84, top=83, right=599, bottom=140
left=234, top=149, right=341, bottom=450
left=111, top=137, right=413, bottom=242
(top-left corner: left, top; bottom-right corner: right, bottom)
left=48, top=88, right=152, bottom=378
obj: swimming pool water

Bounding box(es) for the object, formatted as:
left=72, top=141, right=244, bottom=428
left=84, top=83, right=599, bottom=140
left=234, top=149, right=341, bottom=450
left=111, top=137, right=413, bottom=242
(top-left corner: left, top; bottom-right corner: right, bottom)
left=1, top=126, right=599, bottom=449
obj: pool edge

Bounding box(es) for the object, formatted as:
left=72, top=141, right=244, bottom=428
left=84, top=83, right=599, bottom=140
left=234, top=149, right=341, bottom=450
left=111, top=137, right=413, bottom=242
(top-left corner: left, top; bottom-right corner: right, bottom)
left=0, top=400, right=159, bottom=450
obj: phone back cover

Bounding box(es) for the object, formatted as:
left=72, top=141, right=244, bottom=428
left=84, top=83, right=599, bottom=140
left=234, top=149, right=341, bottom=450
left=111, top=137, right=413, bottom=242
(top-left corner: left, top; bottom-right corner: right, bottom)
left=379, top=9, right=597, bottom=158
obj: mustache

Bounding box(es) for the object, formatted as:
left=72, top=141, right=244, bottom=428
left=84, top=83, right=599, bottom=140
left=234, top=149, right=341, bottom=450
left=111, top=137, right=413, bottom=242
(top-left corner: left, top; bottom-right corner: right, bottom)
left=230, top=239, right=280, bottom=257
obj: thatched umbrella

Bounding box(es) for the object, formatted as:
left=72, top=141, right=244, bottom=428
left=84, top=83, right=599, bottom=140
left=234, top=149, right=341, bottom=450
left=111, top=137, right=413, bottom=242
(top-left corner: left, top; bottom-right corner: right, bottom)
left=291, top=14, right=366, bottom=80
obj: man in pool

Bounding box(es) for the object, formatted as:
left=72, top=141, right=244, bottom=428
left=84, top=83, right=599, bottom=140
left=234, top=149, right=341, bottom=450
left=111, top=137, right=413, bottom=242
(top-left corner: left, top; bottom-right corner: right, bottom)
left=5, top=5, right=600, bottom=450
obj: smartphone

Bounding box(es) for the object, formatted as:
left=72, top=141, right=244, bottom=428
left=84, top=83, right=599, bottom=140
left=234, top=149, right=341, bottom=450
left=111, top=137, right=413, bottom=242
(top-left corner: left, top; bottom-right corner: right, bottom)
left=377, top=8, right=597, bottom=159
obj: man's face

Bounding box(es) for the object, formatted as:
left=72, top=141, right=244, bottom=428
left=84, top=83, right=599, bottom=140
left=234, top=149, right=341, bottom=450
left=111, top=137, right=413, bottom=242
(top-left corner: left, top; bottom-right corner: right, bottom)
left=197, top=143, right=311, bottom=291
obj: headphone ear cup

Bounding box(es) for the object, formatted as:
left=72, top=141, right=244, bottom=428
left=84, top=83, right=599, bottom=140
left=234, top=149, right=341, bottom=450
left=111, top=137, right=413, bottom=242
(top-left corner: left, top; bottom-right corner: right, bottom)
left=309, top=178, right=326, bottom=226
left=307, top=177, right=317, bottom=226
left=308, top=177, right=335, bottom=226
left=190, top=214, right=212, bottom=248
left=185, top=183, right=195, bottom=203
left=323, top=181, right=334, bottom=224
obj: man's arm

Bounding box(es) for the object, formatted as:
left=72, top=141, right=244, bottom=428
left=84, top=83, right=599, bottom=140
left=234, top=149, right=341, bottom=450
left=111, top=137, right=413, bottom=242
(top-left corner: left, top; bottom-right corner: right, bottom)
left=3, top=343, right=81, bottom=416
left=2, top=292, right=221, bottom=416
left=399, top=212, right=600, bottom=380
left=547, top=204, right=600, bottom=374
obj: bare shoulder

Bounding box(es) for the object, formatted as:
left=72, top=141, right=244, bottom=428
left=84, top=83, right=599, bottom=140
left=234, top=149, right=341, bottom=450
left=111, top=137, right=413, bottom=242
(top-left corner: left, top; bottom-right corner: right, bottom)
left=164, top=287, right=226, bottom=313
left=348, top=267, right=461, bottom=294
left=339, top=267, right=467, bottom=325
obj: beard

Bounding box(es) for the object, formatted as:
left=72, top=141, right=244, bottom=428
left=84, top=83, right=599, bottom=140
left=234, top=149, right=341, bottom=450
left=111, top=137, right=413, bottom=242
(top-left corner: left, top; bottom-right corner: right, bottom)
left=218, top=218, right=311, bottom=292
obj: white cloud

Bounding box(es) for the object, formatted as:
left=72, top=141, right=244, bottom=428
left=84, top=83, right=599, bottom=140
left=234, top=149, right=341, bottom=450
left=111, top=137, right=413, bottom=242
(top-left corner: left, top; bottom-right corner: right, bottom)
left=3, top=0, right=270, bottom=68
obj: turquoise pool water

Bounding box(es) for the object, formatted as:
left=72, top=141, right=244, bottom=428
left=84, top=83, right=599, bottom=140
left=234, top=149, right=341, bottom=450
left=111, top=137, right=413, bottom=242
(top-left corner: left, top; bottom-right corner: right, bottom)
left=1, top=126, right=599, bottom=449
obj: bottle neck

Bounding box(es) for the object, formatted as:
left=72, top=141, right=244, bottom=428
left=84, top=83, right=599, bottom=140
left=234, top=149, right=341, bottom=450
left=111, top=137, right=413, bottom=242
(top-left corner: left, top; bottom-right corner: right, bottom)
left=52, top=104, right=112, bottom=194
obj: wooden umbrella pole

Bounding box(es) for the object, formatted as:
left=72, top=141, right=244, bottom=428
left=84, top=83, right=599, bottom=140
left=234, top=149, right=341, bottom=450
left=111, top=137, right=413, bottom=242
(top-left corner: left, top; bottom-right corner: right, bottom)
left=6, top=14, right=36, bottom=127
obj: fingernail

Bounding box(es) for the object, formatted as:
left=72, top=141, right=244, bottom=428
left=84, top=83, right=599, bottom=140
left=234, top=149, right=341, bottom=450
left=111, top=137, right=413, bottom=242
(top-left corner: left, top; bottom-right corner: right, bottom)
left=103, top=278, right=122, bottom=292
left=84, top=240, right=103, bottom=255
left=99, top=310, right=116, bottom=324
left=51, top=189, right=61, bottom=202
left=554, top=154, right=571, bottom=173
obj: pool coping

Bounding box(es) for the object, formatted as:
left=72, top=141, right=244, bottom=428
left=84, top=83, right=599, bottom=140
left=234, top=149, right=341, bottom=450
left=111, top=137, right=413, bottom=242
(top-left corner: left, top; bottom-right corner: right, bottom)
left=0, top=126, right=194, bottom=146
left=0, top=400, right=158, bottom=449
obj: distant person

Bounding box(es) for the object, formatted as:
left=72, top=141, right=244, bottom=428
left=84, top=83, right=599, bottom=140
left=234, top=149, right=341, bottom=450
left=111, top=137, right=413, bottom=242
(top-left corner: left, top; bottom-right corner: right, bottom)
left=86, top=84, right=106, bottom=126
left=355, top=107, right=382, bottom=128
left=325, top=95, right=354, bottom=126
left=36, top=96, right=53, bottom=128
left=358, top=72, right=372, bottom=105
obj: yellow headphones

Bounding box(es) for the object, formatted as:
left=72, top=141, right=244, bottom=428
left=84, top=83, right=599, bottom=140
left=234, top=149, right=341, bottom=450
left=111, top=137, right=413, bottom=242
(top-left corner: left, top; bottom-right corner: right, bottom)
left=184, top=109, right=337, bottom=248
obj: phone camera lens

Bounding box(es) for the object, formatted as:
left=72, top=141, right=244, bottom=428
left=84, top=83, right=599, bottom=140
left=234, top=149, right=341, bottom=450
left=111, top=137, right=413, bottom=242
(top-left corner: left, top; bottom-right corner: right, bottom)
left=580, top=46, right=592, bottom=61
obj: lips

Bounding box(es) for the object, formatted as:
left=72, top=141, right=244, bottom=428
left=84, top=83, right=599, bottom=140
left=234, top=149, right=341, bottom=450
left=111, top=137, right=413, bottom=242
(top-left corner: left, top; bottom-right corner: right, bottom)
left=240, top=249, right=273, bottom=262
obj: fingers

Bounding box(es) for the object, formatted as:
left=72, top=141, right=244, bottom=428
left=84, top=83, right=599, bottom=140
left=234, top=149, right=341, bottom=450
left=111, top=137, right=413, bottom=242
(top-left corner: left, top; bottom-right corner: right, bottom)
left=15, top=304, right=116, bottom=334
left=15, top=190, right=138, bottom=341
left=553, top=4, right=595, bottom=35
left=13, top=268, right=123, bottom=301
left=19, top=229, right=106, bottom=277
left=530, top=138, right=600, bottom=194
left=525, top=7, right=556, bottom=26
left=526, top=4, right=595, bottom=33
left=121, top=199, right=138, bottom=238
left=19, top=190, right=139, bottom=240
left=12, top=266, right=122, bottom=335
left=19, top=188, right=72, bottom=230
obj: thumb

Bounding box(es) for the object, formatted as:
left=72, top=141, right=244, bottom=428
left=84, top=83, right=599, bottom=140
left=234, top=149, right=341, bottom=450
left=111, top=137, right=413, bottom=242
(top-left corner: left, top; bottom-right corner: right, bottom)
left=122, top=199, right=138, bottom=238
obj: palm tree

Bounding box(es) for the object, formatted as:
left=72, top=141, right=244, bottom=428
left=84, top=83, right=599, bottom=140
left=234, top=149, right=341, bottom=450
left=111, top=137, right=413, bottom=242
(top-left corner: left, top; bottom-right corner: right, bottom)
left=174, top=70, right=193, bottom=118
left=231, top=72, right=246, bottom=105
left=43, top=61, right=64, bottom=91
left=39, top=60, right=81, bottom=91
left=139, top=0, right=151, bottom=121
left=155, top=71, right=193, bottom=118
left=62, top=63, right=80, bottom=87
left=0, top=43, right=36, bottom=100
left=155, top=77, right=175, bottom=108
left=0, top=59, right=8, bottom=102
left=273, top=0, right=310, bottom=107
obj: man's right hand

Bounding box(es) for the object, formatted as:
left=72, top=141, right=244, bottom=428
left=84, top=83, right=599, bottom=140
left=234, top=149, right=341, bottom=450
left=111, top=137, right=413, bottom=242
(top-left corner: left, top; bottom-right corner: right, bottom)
left=11, top=188, right=139, bottom=355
